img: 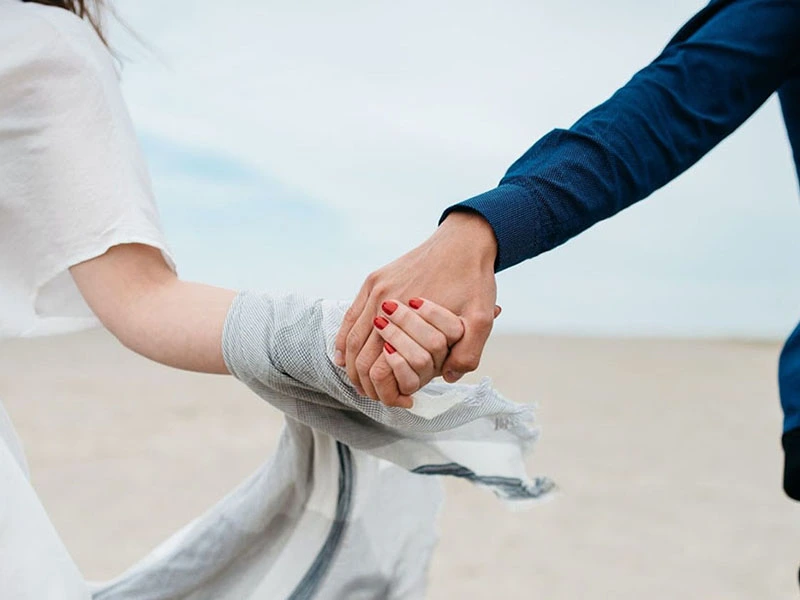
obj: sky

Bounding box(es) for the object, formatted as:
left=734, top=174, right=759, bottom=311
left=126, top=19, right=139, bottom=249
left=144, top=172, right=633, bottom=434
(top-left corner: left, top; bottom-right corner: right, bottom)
left=109, top=0, right=800, bottom=338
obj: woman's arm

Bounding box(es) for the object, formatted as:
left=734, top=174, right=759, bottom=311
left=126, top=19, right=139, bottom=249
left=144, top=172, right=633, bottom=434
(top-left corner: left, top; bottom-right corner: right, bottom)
left=69, top=243, right=465, bottom=386
left=70, top=243, right=236, bottom=374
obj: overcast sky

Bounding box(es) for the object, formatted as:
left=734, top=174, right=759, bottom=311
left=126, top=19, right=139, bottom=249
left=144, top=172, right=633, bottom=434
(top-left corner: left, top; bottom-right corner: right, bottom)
left=110, top=0, right=800, bottom=338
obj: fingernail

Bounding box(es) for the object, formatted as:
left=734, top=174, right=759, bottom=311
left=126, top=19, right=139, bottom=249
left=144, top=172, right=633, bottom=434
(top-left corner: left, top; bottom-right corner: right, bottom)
left=381, top=300, right=398, bottom=315
left=334, top=349, right=344, bottom=366
left=355, top=385, right=365, bottom=396
left=374, top=316, right=389, bottom=330
left=444, top=370, right=464, bottom=383
left=409, top=298, right=424, bottom=310
left=384, top=342, right=396, bottom=354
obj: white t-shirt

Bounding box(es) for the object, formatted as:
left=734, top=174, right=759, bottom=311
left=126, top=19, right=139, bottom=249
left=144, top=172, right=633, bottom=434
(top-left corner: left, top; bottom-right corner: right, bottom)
left=0, top=0, right=175, bottom=340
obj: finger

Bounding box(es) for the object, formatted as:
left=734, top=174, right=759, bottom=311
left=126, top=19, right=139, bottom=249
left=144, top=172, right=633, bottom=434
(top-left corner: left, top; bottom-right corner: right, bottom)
left=373, top=315, right=435, bottom=382
left=402, top=297, right=464, bottom=347
left=379, top=300, right=451, bottom=369
left=382, top=342, right=422, bottom=396
left=442, top=309, right=494, bottom=383
left=370, top=351, right=413, bottom=408
left=368, top=353, right=398, bottom=405
left=354, top=329, right=383, bottom=399
left=375, top=343, right=418, bottom=403
left=345, top=296, right=380, bottom=392
left=335, top=281, right=371, bottom=367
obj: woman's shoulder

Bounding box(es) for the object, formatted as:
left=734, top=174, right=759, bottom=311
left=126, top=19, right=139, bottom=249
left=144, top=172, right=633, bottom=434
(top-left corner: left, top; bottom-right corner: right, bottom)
left=0, top=2, right=115, bottom=83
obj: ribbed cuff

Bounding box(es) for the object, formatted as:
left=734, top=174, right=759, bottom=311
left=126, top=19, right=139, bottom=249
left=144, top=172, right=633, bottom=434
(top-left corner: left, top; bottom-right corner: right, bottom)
left=439, top=183, right=539, bottom=273
left=783, top=427, right=800, bottom=501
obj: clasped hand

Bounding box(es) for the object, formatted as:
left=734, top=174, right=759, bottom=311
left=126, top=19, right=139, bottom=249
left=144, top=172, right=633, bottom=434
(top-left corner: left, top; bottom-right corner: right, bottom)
left=334, top=211, right=500, bottom=408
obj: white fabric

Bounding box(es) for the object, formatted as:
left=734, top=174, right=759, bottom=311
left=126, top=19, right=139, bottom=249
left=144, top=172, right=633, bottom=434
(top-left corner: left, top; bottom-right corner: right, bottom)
left=0, top=430, right=89, bottom=599
left=0, top=294, right=553, bottom=599
left=90, top=421, right=443, bottom=600
left=86, top=293, right=553, bottom=599
left=223, top=293, right=554, bottom=504
left=0, top=1, right=174, bottom=339
left=0, top=3, right=556, bottom=598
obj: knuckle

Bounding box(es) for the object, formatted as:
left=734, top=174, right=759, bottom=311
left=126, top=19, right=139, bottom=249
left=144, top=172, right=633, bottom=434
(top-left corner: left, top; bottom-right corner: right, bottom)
left=371, top=282, right=389, bottom=299
left=364, top=271, right=391, bottom=298
left=342, top=303, right=358, bottom=322
left=451, top=354, right=480, bottom=373
left=429, top=332, right=448, bottom=357
left=398, top=379, right=418, bottom=396
left=365, top=270, right=381, bottom=287
left=345, top=331, right=359, bottom=351
left=455, top=317, right=466, bottom=337
left=465, top=357, right=480, bottom=371
left=346, top=330, right=365, bottom=354
left=369, top=362, right=392, bottom=382
left=410, top=353, right=434, bottom=374
left=471, top=311, right=494, bottom=332
left=355, top=354, right=373, bottom=376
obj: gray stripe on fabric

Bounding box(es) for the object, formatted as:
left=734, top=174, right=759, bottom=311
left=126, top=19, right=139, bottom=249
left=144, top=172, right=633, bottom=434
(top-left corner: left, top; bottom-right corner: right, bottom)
left=412, top=463, right=554, bottom=500
left=288, top=442, right=355, bottom=600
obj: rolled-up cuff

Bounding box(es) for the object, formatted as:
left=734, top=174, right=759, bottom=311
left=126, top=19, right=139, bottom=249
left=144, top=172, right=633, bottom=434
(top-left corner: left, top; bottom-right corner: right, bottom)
left=783, top=427, right=800, bottom=500
left=439, top=183, right=539, bottom=273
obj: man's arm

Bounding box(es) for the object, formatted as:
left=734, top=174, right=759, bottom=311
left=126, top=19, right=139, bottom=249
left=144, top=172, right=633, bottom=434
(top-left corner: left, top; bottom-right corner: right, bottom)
left=446, top=0, right=800, bottom=271
left=337, top=0, right=800, bottom=401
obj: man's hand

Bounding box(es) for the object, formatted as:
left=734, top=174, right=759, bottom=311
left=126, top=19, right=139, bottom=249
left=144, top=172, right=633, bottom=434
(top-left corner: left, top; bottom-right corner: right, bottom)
left=334, top=211, right=499, bottom=403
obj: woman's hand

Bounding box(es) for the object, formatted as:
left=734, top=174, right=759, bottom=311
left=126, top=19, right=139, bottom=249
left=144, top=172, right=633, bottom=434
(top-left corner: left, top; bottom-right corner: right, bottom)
left=335, top=211, right=499, bottom=401
left=365, top=297, right=465, bottom=408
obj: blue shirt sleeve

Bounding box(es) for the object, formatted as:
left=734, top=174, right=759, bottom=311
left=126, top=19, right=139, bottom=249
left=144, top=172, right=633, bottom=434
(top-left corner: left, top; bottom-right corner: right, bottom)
left=442, top=0, right=800, bottom=272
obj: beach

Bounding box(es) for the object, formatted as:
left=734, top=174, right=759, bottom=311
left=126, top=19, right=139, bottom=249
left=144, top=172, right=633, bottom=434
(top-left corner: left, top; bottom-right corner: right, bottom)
left=1, top=329, right=797, bottom=598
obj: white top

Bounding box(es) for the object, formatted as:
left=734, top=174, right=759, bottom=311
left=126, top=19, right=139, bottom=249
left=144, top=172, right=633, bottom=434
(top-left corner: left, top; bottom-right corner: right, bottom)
left=0, top=1, right=174, bottom=339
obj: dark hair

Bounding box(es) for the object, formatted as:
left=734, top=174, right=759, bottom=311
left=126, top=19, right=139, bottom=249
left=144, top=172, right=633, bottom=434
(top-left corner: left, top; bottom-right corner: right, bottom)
left=23, top=1, right=108, bottom=45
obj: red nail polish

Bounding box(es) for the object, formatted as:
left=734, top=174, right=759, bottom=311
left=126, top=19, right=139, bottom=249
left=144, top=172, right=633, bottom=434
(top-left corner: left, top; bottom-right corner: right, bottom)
left=409, top=298, right=424, bottom=310
left=374, top=316, right=389, bottom=330
left=384, top=342, right=396, bottom=354
left=382, top=300, right=398, bottom=315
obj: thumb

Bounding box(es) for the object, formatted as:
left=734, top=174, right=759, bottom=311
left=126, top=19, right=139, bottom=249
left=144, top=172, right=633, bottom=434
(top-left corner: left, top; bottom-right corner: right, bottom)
left=442, top=312, right=493, bottom=383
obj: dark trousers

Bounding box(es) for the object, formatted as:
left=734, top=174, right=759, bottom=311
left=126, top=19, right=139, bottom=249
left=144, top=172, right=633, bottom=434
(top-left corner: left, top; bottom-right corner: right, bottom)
left=779, top=322, right=800, bottom=499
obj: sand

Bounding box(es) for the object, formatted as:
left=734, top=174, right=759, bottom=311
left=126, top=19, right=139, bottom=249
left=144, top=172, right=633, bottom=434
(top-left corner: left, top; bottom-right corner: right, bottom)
left=0, top=329, right=798, bottom=598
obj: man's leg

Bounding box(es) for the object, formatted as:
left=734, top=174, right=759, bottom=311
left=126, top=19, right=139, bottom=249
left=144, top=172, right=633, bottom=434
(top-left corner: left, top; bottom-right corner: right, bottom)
left=778, top=321, right=800, bottom=500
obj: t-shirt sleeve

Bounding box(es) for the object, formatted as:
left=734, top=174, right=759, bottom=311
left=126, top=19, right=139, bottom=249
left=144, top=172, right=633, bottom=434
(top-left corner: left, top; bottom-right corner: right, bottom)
left=0, top=11, right=175, bottom=331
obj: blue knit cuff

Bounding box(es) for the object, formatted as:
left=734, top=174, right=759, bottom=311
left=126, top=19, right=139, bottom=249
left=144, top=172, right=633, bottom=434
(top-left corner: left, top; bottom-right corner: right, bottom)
left=440, top=183, right=539, bottom=272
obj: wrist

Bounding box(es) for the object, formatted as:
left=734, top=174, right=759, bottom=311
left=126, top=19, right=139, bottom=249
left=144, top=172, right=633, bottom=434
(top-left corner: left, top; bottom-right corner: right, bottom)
left=438, top=210, right=498, bottom=271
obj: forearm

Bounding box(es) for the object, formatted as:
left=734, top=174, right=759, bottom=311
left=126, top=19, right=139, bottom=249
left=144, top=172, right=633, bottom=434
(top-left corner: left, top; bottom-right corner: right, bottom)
left=108, top=278, right=236, bottom=374
left=70, top=243, right=237, bottom=374
left=446, top=0, right=800, bottom=271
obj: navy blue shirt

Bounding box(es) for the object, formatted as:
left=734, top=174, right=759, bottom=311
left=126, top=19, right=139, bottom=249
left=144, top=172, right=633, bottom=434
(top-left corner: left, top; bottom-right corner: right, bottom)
left=443, top=0, right=800, bottom=272
left=439, top=0, right=800, bottom=489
